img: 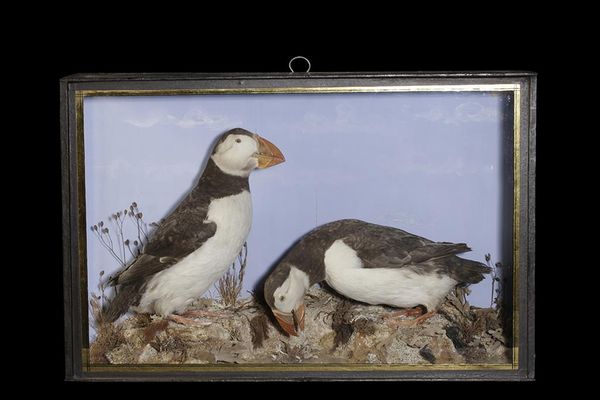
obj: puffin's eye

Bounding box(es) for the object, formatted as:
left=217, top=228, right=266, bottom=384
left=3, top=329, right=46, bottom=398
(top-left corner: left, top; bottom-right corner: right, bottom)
left=279, top=296, right=285, bottom=302
left=235, top=138, right=242, bottom=143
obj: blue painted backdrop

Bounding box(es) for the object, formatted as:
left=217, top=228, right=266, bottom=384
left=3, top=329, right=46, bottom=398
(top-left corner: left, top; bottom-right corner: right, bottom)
left=84, top=92, right=512, bottom=336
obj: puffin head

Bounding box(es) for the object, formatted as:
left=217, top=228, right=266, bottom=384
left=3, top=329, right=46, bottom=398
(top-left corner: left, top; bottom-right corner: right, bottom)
left=264, top=263, right=309, bottom=336
left=211, top=128, right=285, bottom=177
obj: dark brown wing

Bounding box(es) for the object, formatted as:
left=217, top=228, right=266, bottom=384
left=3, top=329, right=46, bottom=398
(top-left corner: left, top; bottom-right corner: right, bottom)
left=112, top=254, right=178, bottom=286
left=112, top=190, right=217, bottom=286
left=143, top=202, right=216, bottom=259
left=341, top=222, right=489, bottom=283
left=342, top=224, right=469, bottom=269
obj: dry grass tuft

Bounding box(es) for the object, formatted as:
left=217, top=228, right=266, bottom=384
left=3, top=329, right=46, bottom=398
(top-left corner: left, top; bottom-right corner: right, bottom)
left=331, top=299, right=355, bottom=349
left=250, top=314, right=270, bottom=349
left=216, top=243, right=247, bottom=307
left=149, top=333, right=188, bottom=363
left=455, top=312, right=487, bottom=345
left=131, top=313, right=152, bottom=328
left=143, top=319, right=169, bottom=342
left=282, top=342, right=307, bottom=363
left=353, top=317, right=377, bottom=336
left=89, top=323, right=126, bottom=363
left=441, top=287, right=506, bottom=362
left=442, top=288, right=484, bottom=346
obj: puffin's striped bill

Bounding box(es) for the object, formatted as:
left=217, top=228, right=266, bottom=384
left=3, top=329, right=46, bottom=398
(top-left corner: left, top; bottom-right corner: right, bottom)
left=255, top=135, right=285, bottom=169
left=272, top=309, right=298, bottom=336
left=294, top=303, right=305, bottom=331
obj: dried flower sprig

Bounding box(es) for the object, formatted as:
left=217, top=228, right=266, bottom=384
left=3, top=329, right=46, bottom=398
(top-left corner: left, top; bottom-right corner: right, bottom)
left=485, top=253, right=503, bottom=309
left=90, top=202, right=156, bottom=267
left=216, top=242, right=248, bottom=307
left=90, top=269, right=109, bottom=327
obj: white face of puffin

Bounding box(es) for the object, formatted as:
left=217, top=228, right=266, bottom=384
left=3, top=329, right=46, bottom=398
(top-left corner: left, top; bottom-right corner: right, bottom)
left=272, top=266, right=310, bottom=336
left=212, top=133, right=285, bottom=177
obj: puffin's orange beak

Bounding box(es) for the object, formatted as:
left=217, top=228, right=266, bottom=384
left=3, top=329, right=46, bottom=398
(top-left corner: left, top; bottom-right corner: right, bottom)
left=272, top=304, right=305, bottom=337
left=294, top=303, right=305, bottom=332
left=273, top=309, right=297, bottom=336
left=255, top=135, right=285, bottom=169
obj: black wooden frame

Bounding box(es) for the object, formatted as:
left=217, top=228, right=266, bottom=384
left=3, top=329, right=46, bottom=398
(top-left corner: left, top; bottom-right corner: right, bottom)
left=61, top=72, right=536, bottom=381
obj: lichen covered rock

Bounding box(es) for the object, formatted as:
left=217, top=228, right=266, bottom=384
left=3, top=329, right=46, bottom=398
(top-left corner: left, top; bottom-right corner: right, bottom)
left=90, top=286, right=510, bottom=365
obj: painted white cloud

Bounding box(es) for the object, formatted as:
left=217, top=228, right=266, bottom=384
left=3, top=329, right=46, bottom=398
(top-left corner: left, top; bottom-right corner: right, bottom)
left=124, top=116, right=162, bottom=128
left=171, top=109, right=236, bottom=129
left=124, top=108, right=239, bottom=131
left=302, top=112, right=328, bottom=131
left=335, top=103, right=355, bottom=127
left=383, top=211, right=429, bottom=228
left=93, top=160, right=200, bottom=182
left=415, top=108, right=445, bottom=122
left=450, top=102, right=498, bottom=124
left=300, top=104, right=362, bottom=134
left=416, top=102, right=499, bottom=125
left=92, top=159, right=134, bottom=179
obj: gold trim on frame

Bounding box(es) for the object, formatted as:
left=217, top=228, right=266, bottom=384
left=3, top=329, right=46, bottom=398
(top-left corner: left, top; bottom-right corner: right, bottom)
left=512, top=88, right=521, bottom=369
left=78, top=83, right=520, bottom=97
left=76, top=92, right=90, bottom=351
left=75, top=83, right=522, bottom=373
left=87, top=363, right=514, bottom=373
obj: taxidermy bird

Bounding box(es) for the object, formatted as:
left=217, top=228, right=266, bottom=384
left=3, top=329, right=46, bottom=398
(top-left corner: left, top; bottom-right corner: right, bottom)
left=104, top=128, right=285, bottom=322
left=264, top=219, right=490, bottom=336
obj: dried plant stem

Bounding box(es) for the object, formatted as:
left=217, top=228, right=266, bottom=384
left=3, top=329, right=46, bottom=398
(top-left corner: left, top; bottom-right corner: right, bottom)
left=490, top=272, right=495, bottom=308
left=485, top=254, right=503, bottom=309
left=217, top=243, right=247, bottom=307
left=136, top=218, right=143, bottom=248
left=91, top=202, right=155, bottom=299
left=93, top=230, right=125, bottom=266
left=140, top=220, right=150, bottom=243
left=126, top=242, right=137, bottom=259
left=116, top=214, right=126, bottom=264
left=237, top=243, right=247, bottom=289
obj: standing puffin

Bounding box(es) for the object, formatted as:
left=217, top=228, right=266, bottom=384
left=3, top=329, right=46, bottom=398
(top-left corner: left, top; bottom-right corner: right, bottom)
left=264, top=219, right=490, bottom=336
left=104, top=128, right=285, bottom=322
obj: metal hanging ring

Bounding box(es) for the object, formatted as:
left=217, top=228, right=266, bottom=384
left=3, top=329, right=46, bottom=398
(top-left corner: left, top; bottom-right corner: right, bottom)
left=288, top=56, right=311, bottom=73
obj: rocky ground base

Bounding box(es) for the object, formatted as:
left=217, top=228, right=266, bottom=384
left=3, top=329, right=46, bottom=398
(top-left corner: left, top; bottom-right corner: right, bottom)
left=90, top=286, right=510, bottom=365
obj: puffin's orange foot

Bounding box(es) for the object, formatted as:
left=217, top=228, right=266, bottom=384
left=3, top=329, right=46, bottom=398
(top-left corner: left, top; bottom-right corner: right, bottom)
left=167, top=314, right=205, bottom=326
left=180, top=309, right=226, bottom=318
left=385, top=307, right=436, bottom=328
left=167, top=309, right=229, bottom=325
left=411, top=311, right=436, bottom=325
left=143, top=318, right=169, bottom=341
left=384, top=306, right=426, bottom=319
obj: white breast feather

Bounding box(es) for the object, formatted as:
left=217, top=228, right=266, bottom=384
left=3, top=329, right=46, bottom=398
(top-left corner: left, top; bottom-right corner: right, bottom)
left=324, top=239, right=457, bottom=311
left=136, top=190, right=252, bottom=316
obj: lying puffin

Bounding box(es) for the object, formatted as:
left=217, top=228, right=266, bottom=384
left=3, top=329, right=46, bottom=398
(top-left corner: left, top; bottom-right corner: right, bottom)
left=264, top=219, right=490, bottom=336
left=104, top=128, right=285, bottom=322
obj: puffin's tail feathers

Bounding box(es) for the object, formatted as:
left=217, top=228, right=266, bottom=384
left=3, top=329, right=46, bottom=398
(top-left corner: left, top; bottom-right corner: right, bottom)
left=447, top=257, right=492, bottom=285
left=412, top=242, right=472, bottom=263
left=102, top=283, right=142, bottom=323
